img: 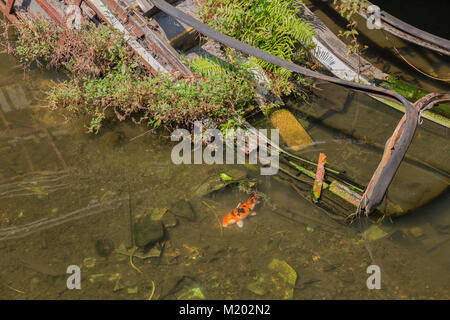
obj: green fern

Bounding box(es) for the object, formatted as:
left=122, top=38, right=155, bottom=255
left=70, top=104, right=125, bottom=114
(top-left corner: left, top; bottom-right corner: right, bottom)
left=187, top=52, right=256, bottom=111
left=202, top=0, right=315, bottom=96
left=189, top=55, right=233, bottom=80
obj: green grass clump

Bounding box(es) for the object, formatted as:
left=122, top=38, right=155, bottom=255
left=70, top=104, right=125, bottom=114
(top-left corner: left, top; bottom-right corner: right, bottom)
left=47, top=67, right=254, bottom=133
left=3, top=18, right=256, bottom=133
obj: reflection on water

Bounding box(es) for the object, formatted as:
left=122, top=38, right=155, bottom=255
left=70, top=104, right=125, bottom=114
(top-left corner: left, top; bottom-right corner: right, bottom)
left=0, top=50, right=449, bottom=299
left=306, top=0, right=450, bottom=94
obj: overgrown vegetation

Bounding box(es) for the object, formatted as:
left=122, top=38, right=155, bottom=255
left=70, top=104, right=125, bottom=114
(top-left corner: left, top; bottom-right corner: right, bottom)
left=201, top=0, right=316, bottom=97
left=2, top=0, right=318, bottom=134
left=48, top=56, right=255, bottom=133
left=2, top=18, right=256, bottom=133
left=333, top=0, right=369, bottom=56
left=8, top=18, right=139, bottom=78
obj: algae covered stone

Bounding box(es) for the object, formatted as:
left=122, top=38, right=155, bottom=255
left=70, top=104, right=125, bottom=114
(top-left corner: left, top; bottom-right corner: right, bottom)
left=219, top=173, right=233, bottom=182
left=150, top=207, right=167, bottom=221
left=268, top=258, right=297, bottom=286
left=247, top=259, right=298, bottom=299
left=270, top=109, right=312, bottom=151
left=162, top=212, right=178, bottom=228
left=177, top=287, right=205, bottom=300
left=192, top=168, right=247, bottom=198
left=170, top=200, right=196, bottom=221
left=362, top=225, right=388, bottom=242
left=267, top=258, right=297, bottom=299
left=133, top=215, right=164, bottom=247
left=247, top=275, right=267, bottom=296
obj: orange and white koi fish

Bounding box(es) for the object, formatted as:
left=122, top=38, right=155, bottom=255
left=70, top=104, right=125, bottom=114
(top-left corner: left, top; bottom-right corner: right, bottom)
left=222, top=194, right=260, bottom=228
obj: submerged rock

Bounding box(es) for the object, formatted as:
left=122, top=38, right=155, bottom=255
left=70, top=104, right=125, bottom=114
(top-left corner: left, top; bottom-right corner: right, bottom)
left=362, top=225, right=388, bottom=242
left=247, top=259, right=298, bottom=299
left=161, top=275, right=185, bottom=298
left=268, top=258, right=297, bottom=287
left=170, top=200, right=196, bottom=221
left=247, top=275, right=267, bottom=296
left=270, top=109, right=313, bottom=152
left=95, top=239, right=114, bottom=257
left=177, top=287, right=205, bottom=300
left=115, top=242, right=161, bottom=259
left=133, top=216, right=164, bottom=247
left=150, top=208, right=168, bottom=221
left=99, top=130, right=125, bottom=148
left=192, top=168, right=247, bottom=198
left=162, top=212, right=178, bottom=228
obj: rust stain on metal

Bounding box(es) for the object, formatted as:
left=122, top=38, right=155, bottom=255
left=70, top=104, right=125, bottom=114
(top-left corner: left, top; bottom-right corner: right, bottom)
left=5, top=0, right=14, bottom=13
left=0, top=0, right=18, bottom=22
left=102, top=0, right=191, bottom=76
left=102, top=0, right=144, bottom=37
left=34, top=0, right=66, bottom=26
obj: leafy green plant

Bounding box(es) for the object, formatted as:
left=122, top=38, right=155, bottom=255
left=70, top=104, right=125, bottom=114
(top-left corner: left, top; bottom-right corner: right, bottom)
left=47, top=68, right=254, bottom=133
left=187, top=50, right=255, bottom=107
left=4, top=17, right=256, bottom=133
left=7, top=18, right=140, bottom=78
left=201, top=0, right=316, bottom=96
left=10, top=18, right=58, bottom=67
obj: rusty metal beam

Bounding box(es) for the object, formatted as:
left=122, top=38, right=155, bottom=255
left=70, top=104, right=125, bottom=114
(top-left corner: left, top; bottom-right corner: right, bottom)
left=6, top=0, right=14, bottom=14
left=88, top=0, right=192, bottom=76
left=0, top=0, right=18, bottom=22
left=102, top=0, right=144, bottom=38
left=34, top=0, right=66, bottom=26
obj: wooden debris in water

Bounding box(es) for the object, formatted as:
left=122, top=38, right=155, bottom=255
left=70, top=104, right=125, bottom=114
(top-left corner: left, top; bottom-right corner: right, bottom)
left=312, top=153, right=326, bottom=202
left=328, top=180, right=361, bottom=207
left=270, top=109, right=313, bottom=151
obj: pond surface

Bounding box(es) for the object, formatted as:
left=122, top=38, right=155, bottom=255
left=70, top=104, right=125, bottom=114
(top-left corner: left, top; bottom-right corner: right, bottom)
left=306, top=0, right=450, bottom=94
left=0, top=17, right=449, bottom=299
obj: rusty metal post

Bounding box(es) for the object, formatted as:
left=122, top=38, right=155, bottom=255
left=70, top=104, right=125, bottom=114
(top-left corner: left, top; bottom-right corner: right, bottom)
left=0, top=0, right=18, bottom=22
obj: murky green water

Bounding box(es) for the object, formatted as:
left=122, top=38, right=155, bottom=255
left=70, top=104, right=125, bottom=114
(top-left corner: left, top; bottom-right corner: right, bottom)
left=306, top=0, right=450, bottom=94
left=1, top=15, right=449, bottom=299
